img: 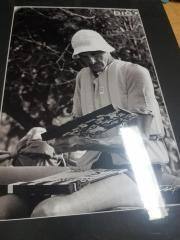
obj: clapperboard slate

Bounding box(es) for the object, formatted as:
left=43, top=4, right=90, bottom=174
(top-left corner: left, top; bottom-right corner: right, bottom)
left=0, top=169, right=127, bottom=196
left=42, top=104, right=137, bottom=140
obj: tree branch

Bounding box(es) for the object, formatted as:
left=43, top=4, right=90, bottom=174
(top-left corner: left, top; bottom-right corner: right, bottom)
left=60, top=8, right=95, bottom=20
left=31, top=7, right=95, bottom=21
left=30, top=8, right=51, bottom=20
left=14, top=35, right=60, bottom=56
left=55, top=79, right=75, bottom=86
left=56, top=43, right=71, bottom=64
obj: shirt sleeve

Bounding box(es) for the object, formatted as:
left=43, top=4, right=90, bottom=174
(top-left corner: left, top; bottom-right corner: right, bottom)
left=72, top=72, right=82, bottom=118
left=126, top=64, right=155, bottom=115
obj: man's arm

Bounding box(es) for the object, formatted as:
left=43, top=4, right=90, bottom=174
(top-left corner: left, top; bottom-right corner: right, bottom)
left=53, top=135, right=124, bottom=154
left=126, top=64, right=156, bottom=137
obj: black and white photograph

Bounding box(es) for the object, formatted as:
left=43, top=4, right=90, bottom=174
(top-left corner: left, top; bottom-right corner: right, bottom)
left=0, top=5, right=180, bottom=225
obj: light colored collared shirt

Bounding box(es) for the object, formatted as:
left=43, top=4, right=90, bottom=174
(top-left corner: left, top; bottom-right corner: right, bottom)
left=73, top=59, right=169, bottom=166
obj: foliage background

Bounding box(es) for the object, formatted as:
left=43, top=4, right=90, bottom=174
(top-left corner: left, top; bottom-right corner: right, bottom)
left=0, top=7, right=179, bottom=167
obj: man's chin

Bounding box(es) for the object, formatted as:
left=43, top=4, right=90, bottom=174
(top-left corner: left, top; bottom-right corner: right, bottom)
left=91, top=66, right=105, bottom=73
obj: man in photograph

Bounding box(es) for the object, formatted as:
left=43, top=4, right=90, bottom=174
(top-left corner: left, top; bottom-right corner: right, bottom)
left=30, top=29, right=172, bottom=218
left=55, top=29, right=169, bottom=174
left=0, top=28, right=178, bottom=219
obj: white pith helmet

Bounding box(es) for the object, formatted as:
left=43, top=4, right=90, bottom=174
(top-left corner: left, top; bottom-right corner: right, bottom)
left=71, top=29, right=115, bottom=58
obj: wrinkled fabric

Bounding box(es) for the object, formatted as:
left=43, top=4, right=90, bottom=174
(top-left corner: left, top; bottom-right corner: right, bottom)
left=0, top=151, right=13, bottom=166
left=0, top=127, right=63, bottom=167
left=0, top=141, right=62, bottom=167
left=13, top=140, right=61, bottom=166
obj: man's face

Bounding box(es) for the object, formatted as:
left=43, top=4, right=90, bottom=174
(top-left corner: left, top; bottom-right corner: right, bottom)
left=79, top=51, right=110, bottom=74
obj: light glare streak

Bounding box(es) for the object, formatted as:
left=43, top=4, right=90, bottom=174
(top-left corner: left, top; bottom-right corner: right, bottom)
left=120, top=126, right=168, bottom=220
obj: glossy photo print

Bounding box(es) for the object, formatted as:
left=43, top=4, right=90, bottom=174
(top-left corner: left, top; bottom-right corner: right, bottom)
left=0, top=6, right=180, bottom=221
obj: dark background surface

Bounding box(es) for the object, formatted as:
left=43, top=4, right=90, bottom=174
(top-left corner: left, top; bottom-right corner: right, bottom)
left=0, top=0, right=180, bottom=239
left=1, top=206, right=180, bottom=240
